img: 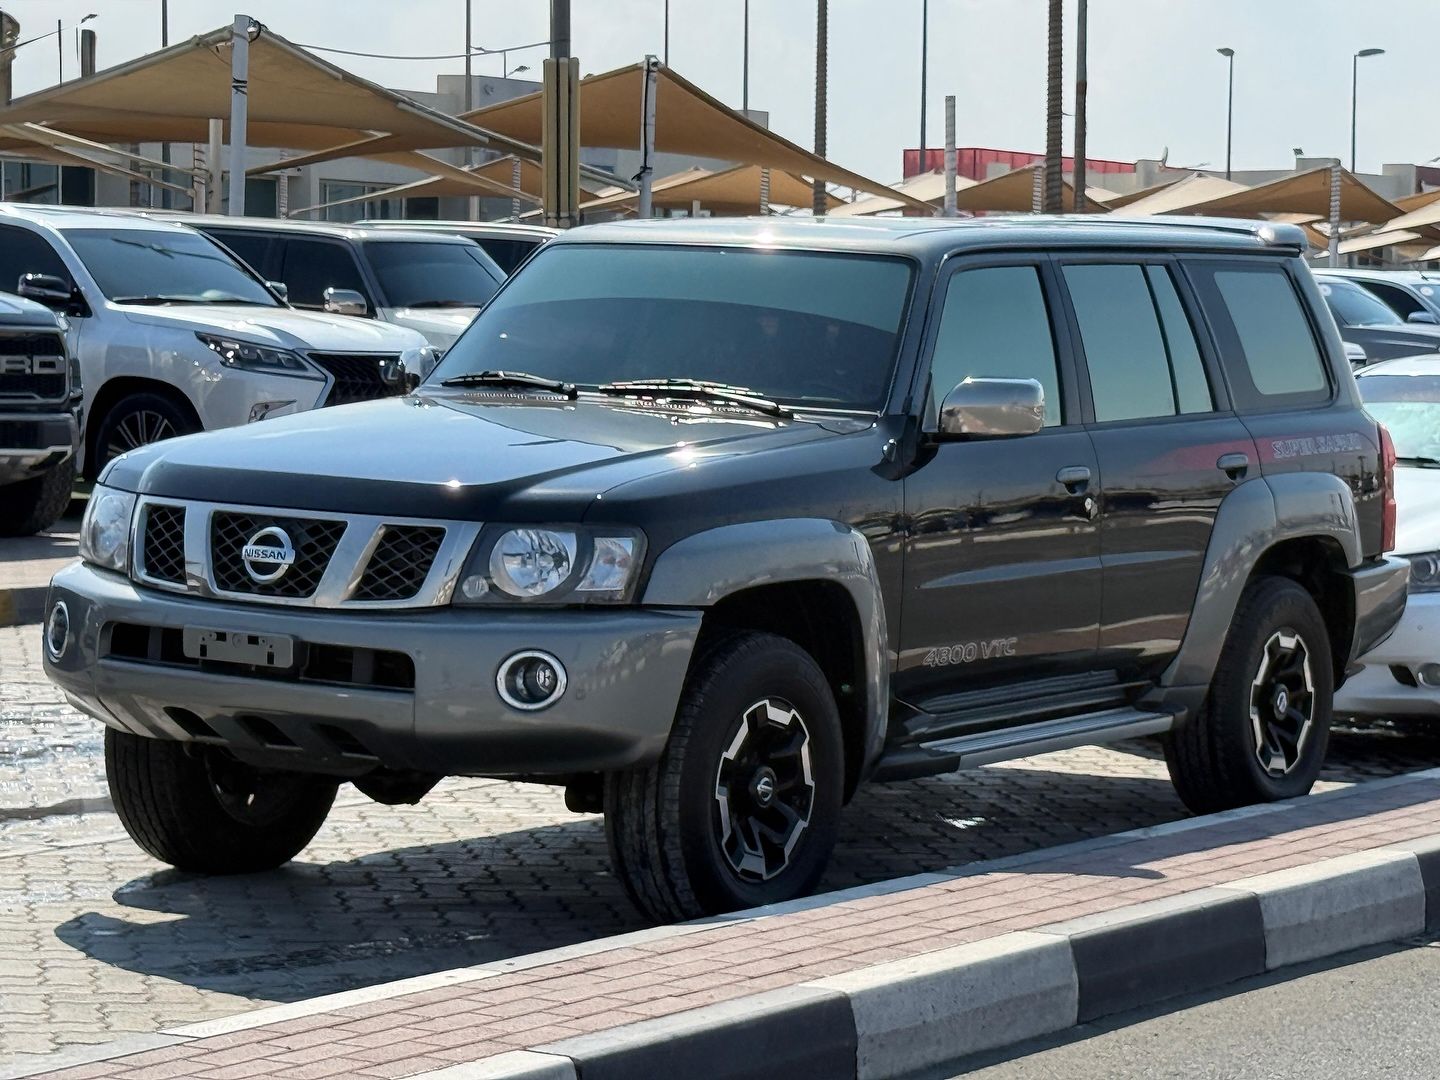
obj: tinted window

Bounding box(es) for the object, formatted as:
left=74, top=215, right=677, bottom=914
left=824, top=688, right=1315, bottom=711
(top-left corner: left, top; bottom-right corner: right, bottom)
left=1190, top=263, right=1329, bottom=409
left=930, top=265, right=1062, bottom=425
left=1320, top=278, right=1402, bottom=326
left=278, top=239, right=368, bottom=308
left=1064, top=263, right=1211, bottom=423
left=65, top=228, right=278, bottom=305
left=1357, top=373, right=1440, bottom=459
left=0, top=225, right=70, bottom=293
left=365, top=241, right=502, bottom=308
left=1360, top=281, right=1426, bottom=319
left=476, top=237, right=541, bottom=274
left=434, top=244, right=913, bottom=411
left=205, top=228, right=275, bottom=278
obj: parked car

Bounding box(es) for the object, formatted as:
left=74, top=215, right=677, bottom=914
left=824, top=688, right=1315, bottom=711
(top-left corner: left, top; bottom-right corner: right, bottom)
left=0, top=206, right=435, bottom=478
left=1336, top=354, right=1440, bottom=719
left=1316, top=275, right=1440, bottom=362
left=157, top=216, right=507, bottom=350
left=1315, top=268, right=1440, bottom=325
left=358, top=220, right=558, bottom=275
left=0, top=290, right=81, bottom=535
left=45, top=216, right=1407, bottom=921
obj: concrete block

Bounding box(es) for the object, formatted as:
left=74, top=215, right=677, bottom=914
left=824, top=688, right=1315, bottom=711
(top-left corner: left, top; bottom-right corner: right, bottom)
left=1235, top=849, right=1426, bottom=970
left=808, top=931, right=1077, bottom=1080
left=1383, top=835, right=1440, bottom=933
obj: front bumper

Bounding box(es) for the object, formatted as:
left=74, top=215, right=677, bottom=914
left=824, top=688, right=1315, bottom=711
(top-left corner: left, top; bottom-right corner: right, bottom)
left=0, top=409, right=79, bottom=485
left=44, top=561, right=702, bottom=777
left=1336, top=588, right=1440, bottom=720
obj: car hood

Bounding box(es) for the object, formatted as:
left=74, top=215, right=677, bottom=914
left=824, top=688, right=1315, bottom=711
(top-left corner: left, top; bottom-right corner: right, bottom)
left=117, top=303, right=427, bottom=352
left=1395, top=466, right=1440, bottom=556
left=104, top=391, right=850, bottom=519
left=0, top=291, right=62, bottom=327
left=387, top=308, right=478, bottom=350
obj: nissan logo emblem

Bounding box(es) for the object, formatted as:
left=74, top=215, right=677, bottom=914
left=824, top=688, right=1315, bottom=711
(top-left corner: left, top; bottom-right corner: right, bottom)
left=241, top=525, right=296, bottom=584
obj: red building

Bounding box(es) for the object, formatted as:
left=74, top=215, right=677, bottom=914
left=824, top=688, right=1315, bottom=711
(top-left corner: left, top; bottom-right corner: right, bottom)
left=903, top=146, right=1136, bottom=182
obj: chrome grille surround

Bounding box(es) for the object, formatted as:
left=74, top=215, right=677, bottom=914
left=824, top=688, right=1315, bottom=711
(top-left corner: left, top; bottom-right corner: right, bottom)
left=129, top=497, right=481, bottom=609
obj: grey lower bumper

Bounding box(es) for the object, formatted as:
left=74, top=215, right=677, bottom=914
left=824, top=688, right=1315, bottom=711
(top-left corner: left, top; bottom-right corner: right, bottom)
left=1348, top=555, right=1410, bottom=665
left=0, top=410, right=78, bottom=485
left=44, top=561, right=703, bottom=777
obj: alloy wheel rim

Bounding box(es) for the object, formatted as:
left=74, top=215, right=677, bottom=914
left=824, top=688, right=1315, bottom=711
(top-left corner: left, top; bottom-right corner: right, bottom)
left=713, top=698, right=815, bottom=883
left=1249, top=629, right=1316, bottom=777
left=107, top=409, right=177, bottom=462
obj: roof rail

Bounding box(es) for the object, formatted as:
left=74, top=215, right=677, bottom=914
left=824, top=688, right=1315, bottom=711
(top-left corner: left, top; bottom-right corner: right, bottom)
left=1083, top=214, right=1309, bottom=249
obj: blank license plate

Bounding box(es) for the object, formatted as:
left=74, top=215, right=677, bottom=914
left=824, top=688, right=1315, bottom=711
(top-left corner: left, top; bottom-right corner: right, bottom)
left=182, top=627, right=295, bottom=669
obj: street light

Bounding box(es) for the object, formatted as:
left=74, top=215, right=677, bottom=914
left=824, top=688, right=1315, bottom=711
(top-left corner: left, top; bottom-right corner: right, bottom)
left=1351, top=47, right=1385, bottom=173
left=1216, top=47, right=1234, bottom=180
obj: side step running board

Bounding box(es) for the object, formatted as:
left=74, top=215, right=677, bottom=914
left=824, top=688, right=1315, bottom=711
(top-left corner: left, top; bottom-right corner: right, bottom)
left=871, top=706, right=1177, bottom=783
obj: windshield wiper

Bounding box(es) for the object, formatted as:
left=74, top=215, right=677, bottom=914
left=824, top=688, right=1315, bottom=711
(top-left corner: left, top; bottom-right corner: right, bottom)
left=594, top=378, right=793, bottom=419
left=1396, top=455, right=1440, bottom=468
left=405, top=299, right=476, bottom=309
left=112, top=294, right=271, bottom=306
left=439, top=370, right=577, bottom=397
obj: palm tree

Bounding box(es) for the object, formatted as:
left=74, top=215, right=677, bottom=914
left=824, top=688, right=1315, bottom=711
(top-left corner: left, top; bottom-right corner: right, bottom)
left=814, top=0, right=829, bottom=215
left=1043, top=0, right=1064, bottom=213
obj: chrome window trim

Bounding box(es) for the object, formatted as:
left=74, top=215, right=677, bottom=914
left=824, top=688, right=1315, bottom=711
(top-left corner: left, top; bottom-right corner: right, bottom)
left=130, top=495, right=481, bottom=609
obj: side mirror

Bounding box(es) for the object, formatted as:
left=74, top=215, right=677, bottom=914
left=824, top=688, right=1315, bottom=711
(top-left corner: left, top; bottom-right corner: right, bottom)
left=937, top=377, right=1046, bottom=438
left=1343, top=341, right=1368, bottom=370
left=1407, top=310, right=1438, bottom=325
left=323, top=287, right=368, bottom=317
left=18, top=272, right=75, bottom=310
left=267, top=280, right=289, bottom=302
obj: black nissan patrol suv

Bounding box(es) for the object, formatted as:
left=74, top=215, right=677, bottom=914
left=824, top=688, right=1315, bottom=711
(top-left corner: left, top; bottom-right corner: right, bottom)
left=1, top=290, right=80, bottom=536
left=44, top=216, right=1407, bottom=921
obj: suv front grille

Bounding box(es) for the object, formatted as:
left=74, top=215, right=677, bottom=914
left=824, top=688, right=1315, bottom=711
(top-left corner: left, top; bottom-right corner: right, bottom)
left=0, top=332, right=68, bottom=402
left=211, top=512, right=346, bottom=598
left=354, top=525, right=446, bottom=601
left=140, top=504, right=187, bottom=584
left=308, top=353, right=402, bottom=406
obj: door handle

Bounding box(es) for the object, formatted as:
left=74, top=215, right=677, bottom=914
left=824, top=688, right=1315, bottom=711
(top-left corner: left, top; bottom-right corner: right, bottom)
left=1056, top=465, right=1092, bottom=492
left=1217, top=452, right=1250, bottom=481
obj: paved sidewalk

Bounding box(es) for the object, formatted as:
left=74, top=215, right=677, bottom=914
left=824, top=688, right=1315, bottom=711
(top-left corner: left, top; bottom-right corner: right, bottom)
left=21, top=770, right=1440, bottom=1080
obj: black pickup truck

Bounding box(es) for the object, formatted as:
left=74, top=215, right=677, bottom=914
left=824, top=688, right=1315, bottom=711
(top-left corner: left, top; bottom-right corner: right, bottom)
left=1, top=290, right=79, bottom=535
left=45, top=216, right=1408, bottom=921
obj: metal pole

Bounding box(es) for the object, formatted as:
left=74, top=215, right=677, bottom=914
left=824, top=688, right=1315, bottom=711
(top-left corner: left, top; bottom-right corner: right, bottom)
left=192, top=140, right=206, bottom=211
left=1328, top=160, right=1341, bottom=267
left=56, top=18, right=61, bottom=82
left=226, top=14, right=249, bottom=216
left=742, top=0, right=749, bottom=112
left=759, top=166, right=770, bottom=215
left=78, top=29, right=95, bottom=76
left=1224, top=52, right=1234, bottom=179
left=664, top=0, right=669, bottom=65
left=638, top=55, right=657, bottom=218
left=1031, top=166, right=1043, bottom=213
left=551, top=0, right=570, bottom=59
left=207, top=118, right=223, bottom=212
left=1350, top=55, right=1359, bottom=174
left=943, top=94, right=956, bottom=217
left=161, top=1, right=172, bottom=209
left=919, top=0, right=927, bottom=165
left=511, top=157, right=521, bottom=222
left=813, top=0, right=827, bottom=216
left=1073, top=0, right=1087, bottom=214
left=277, top=150, right=288, bottom=218
left=466, top=0, right=478, bottom=219
left=1042, top=0, right=1063, bottom=213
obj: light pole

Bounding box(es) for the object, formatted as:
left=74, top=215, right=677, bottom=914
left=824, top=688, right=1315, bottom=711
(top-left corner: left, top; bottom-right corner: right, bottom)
left=1217, top=47, right=1234, bottom=180
left=664, top=0, right=670, bottom=65
left=919, top=0, right=928, bottom=167
left=1351, top=47, right=1385, bottom=173
left=742, top=0, right=749, bottom=112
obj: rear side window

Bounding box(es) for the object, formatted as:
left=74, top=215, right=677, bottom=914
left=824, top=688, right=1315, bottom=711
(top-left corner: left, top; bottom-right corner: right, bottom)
left=1188, top=263, right=1330, bottom=410
left=1062, top=263, right=1213, bottom=423
left=279, top=239, right=368, bottom=309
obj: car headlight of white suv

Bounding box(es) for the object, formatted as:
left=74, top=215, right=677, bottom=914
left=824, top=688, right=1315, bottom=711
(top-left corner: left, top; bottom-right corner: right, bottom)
left=196, top=333, right=320, bottom=378
left=454, top=526, right=645, bottom=605
left=1407, top=551, right=1440, bottom=594
left=78, top=485, right=137, bottom=572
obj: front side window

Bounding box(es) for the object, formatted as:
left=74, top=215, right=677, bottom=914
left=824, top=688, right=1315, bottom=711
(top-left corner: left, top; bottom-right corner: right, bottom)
left=64, top=228, right=278, bottom=306
left=365, top=241, right=502, bottom=309
left=0, top=225, right=70, bottom=294
left=433, top=244, right=915, bottom=411
left=1360, top=281, right=1426, bottom=319
left=279, top=239, right=368, bottom=309
left=929, top=265, right=1063, bottom=426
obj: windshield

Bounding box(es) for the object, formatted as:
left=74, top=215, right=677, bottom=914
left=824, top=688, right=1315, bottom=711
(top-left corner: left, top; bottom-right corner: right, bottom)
left=66, top=228, right=279, bottom=306
left=431, top=244, right=915, bottom=411
left=366, top=241, right=502, bottom=309
left=1320, top=279, right=1403, bottom=327
left=1358, top=373, right=1440, bottom=459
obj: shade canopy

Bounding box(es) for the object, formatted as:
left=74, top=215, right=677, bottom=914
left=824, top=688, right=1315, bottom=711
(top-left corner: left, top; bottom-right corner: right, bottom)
left=947, top=163, right=1104, bottom=213
left=577, top=164, right=839, bottom=215
left=1337, top=229, right=1423, bottom=255
left=827, top=170, right=977, bottom=217
left=1114, top=173, right=1248, bottom=216
left=1185, top=166, right=1400, bottom=224
left=258, top=62, right=921, bottom=208
left=1376, top=189, right=1440, bottom=234
left=287, top=153, right=544, bottom=218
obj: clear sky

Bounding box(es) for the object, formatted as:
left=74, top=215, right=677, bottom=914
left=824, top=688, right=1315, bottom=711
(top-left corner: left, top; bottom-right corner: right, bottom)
left=3, top=0, right=1436, bottom=185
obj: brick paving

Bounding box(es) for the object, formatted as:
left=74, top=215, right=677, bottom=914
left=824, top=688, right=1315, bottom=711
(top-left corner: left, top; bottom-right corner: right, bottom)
left=24, top=772, right=1440, bottom=1080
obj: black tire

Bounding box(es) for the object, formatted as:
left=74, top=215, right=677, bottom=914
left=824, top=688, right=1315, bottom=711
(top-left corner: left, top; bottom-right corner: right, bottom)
left=105, top=728, right=337, bottom=874
left=1165, top=576, right=1334, bottom=815
left=605, top=631, right=845, bottom=922
left=0, top=456, right=75, bottom=537
left=92, top=392, right=197, bottom=471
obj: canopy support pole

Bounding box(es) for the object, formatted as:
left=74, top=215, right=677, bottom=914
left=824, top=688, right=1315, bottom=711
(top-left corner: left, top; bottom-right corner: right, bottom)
left=759, top=167, right=770, bottom=215
left=511, top=157, right=522, bottom=222
left=207, top=119, right=223, bottom=213
left=638, top=55, right=658, bottom=219
left=943, top=95, right=956, bottom=218
left=1031, top=167, right=1043, bottom=213
left=1328, top=160, right=1342, bottom=267
left=226, top=14, right=249, bottom=216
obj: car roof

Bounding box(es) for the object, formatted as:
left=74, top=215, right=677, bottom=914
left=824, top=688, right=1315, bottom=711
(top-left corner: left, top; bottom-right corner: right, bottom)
left=1355, top=354, right=1440, bottom=377
left=546, top=214, right=1310, bottom=257
left=1315, top=268, right=1440, bottom=286
left=0, top=203, right=198, bottom=235
left=132, top=212, right=476, bottom=245
left=359, top=220, right=559, bottom=239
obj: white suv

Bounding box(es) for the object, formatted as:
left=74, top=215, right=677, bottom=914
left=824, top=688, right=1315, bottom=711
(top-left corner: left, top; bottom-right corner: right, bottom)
left=0, top=206, right=434, bottom=477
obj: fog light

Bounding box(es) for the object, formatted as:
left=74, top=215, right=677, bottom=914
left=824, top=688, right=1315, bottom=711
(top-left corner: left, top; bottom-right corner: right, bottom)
left=45, top=601, right=69, bottom=661
left=496, top=650, right=567, bottom=711
left=1418, top=664, right=1440, bottom=688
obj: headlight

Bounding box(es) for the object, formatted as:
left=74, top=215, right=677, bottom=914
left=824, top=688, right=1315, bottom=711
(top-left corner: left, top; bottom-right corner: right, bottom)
left=456, top=526, right=644, bottom=604
left=400, top=345, right=442, bottom=387
left=1408, top=551, right=1440, bottom=594
left=196, top=333, right=319, bottom=378
left=78, top=486, right=137, bottom=572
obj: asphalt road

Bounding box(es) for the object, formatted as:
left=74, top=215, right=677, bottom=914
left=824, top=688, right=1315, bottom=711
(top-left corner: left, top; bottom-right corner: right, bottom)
left=957, top=936, right=1440, bottom=1079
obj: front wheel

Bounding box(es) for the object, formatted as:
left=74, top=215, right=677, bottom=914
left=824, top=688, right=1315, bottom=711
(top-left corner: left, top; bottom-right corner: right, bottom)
left=0, top=457, right=75, bottom=537
left=1166, top=576, right=1334, bottom=815
left=105, top=729, right=337, bottom=873
left=605, top=632, right=845, bottom=922
left=92, top=392, right=197, bottom=473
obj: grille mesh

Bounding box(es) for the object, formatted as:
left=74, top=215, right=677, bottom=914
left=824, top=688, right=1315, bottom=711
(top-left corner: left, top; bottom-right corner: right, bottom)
left=210, top=512, right=346, bottom=598
left=140, top=505, right=187, bottom=584
left=0, top=333, right=68, bottom=401
left=353, top=525, right=446, bottom=602
left=308, top=353, right=401, bottom=407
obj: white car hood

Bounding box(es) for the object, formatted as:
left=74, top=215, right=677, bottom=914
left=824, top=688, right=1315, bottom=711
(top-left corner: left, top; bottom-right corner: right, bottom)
left=388, top=307, right=479, bottom=350
left=119, top=303, right=427, bottom=352
left=1394, top=466, right=1440, bottom=556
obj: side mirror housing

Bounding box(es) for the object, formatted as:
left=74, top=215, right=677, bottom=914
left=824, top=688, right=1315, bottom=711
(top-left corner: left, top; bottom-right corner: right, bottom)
left=267, top=280, right=289, bottom=302
left=1343, top=341, right=1368, bottom=370
left=17, top=272, right=76, bottom=311
left=1407, top=310, right=1438, bottom=325
left=937, top=377, right=1046, bottom=439
left=323, top=287, right=368, bottom=317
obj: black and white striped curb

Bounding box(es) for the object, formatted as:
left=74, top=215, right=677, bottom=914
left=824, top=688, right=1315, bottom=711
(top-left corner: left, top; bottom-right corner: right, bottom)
left=423, top=835, right=1440, bottom=1080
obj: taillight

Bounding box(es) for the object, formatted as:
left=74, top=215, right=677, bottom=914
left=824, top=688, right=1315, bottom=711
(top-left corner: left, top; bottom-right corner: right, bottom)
left=1378, top=422, right=1397, bottom=553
